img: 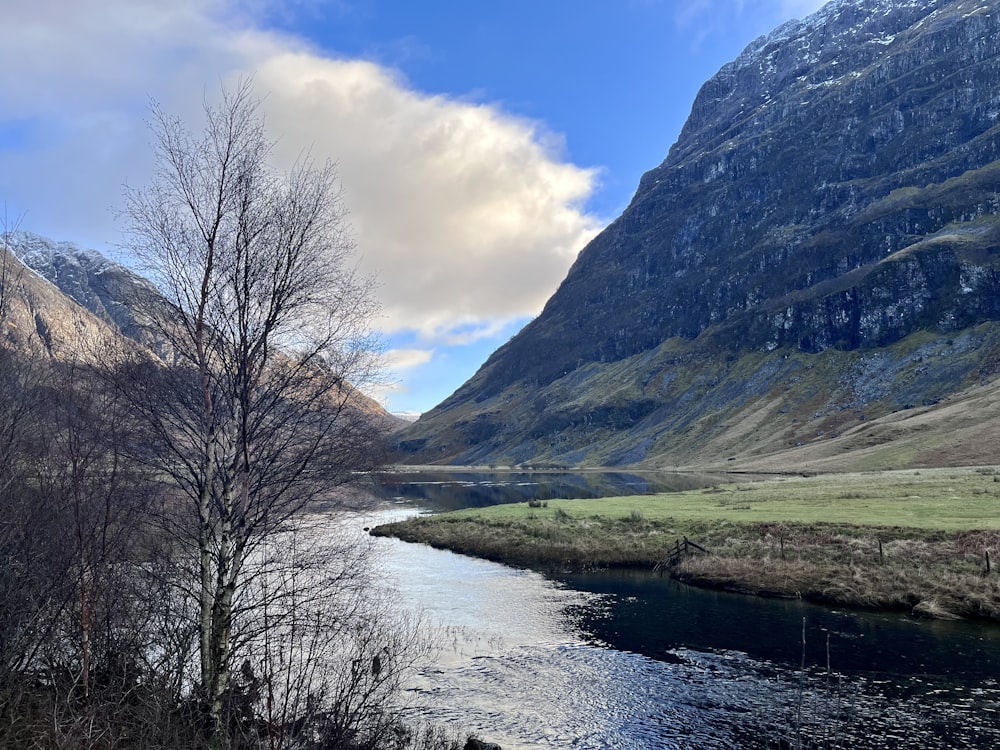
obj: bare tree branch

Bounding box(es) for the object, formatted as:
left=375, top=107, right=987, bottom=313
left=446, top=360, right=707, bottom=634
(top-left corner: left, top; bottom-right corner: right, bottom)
left=117, top=80, right=386, bottom=738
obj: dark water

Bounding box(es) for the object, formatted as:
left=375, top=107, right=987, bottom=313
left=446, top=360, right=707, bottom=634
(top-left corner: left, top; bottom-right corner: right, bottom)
left=365, top=473, right=1000, bottom=749
left=371, top=469, right=730, bottom=511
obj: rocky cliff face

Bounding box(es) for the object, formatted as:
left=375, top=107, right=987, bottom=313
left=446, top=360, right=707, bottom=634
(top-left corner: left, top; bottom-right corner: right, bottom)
left=397, top=0, right=1000, bottom=469
left=6, top=232, right=175, bottom=359
left=0, top=244, right=117, bottom=358
left=1, top=232, right=405, bottom=430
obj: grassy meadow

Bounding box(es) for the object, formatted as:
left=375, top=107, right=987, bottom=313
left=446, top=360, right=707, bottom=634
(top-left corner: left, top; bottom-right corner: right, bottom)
left=372, top=467, right=1000, bottom=621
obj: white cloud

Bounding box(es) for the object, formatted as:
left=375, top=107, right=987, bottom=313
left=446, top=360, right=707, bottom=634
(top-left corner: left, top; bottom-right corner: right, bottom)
left=0, top=0, right=600, bottom=348
left=384, top=348, right=434, bottom=372
left=255, top=53, right=602, bottom=338
left=367, top=348, right=433, bottom=411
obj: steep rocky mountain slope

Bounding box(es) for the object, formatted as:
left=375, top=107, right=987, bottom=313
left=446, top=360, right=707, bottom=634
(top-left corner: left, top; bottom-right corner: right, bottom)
left=6, top=232, right=175, bottom=359
left=396, top=0, right=1000, bottom=470
left=0, top=244, right=118, bottom=358
left=1, top=233, right=403, bottom=428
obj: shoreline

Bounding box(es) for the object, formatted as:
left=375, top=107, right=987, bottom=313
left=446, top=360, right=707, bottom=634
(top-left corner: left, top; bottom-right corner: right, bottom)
left=372, top=515, right=1000, bottom=622
left=371, top=467, right=1000, bottom=623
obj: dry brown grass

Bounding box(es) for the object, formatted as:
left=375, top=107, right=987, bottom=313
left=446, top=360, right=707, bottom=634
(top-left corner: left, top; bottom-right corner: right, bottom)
left=375, top=515, right=1000, bottom=621
left=675, top=527, right=1000, bottom=620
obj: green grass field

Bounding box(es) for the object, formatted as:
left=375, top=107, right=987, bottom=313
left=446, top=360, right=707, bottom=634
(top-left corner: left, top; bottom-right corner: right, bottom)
left=374, top=467, right=1000, bottom=621
left=442, top=467, right=1000, bottom=531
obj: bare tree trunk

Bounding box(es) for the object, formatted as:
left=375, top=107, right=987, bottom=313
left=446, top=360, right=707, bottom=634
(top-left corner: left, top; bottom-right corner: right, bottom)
left=118, top=79, right=384, bottom=743
left=199, top=482, right=215, bottom=706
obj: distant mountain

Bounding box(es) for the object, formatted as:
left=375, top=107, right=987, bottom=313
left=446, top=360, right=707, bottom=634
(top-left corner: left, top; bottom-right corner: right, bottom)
left=7, top=231, right=175, bottom=359
left=396, top=0, right=1000, bottom=471
left=1, top=232, right=405, bottom=430
left=0, top=243, right=117, bottom=358
left=392, top=412, right=421, bottom=424
left=10, top=233, right=149, bottom=333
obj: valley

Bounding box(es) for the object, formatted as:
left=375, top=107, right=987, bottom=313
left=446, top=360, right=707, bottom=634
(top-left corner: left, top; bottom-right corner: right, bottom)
left=6, top=0, right=1000, bottom=746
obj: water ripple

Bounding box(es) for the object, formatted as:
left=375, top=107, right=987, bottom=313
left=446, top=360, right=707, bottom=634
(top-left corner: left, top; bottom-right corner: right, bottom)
left=405, top=643, right=1000, bottom=749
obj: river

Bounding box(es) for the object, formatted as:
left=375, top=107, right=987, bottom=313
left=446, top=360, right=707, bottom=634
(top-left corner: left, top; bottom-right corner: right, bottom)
left=359, top=471, right=1000, bottom=749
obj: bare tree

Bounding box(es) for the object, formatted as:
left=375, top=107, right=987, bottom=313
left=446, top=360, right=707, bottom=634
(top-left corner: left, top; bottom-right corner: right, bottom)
left=191, top=514, right=430, bottom=750
left=0, top=206, right=25, bottom=327
left=0, top=209, right=31, bottom=493
left=118, top=80, right=384, bottom=738
left=13, top=360, right=164, bottom=748
left=0, top=211, right=57, bottom=738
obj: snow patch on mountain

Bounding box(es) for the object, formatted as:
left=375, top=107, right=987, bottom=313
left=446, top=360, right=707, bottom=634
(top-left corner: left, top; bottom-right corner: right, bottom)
left=9, top=231, right=120, bottom=281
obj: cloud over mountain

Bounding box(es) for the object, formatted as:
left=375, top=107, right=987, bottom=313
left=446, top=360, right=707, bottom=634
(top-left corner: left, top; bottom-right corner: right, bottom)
left=0, top=0, right=600, bottom=345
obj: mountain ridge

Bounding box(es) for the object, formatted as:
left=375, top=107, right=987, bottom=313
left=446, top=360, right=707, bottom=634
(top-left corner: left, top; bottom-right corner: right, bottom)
left=395, top=0, right=1000, bottom=470
left=1, top=232, right=405, bottom=429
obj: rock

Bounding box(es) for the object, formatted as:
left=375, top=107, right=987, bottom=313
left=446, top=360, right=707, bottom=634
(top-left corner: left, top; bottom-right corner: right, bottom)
left=395, top=0, right=1000, bottom=470
left=464, top=738, right=502, bottom=750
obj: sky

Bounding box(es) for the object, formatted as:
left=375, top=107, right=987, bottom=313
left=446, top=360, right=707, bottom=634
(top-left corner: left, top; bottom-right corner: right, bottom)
left=0, top=0, right=829, bottom=416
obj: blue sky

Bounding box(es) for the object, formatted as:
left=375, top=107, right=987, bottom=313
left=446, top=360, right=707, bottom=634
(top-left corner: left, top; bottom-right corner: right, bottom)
left=1, top=0, right=827, bottom=416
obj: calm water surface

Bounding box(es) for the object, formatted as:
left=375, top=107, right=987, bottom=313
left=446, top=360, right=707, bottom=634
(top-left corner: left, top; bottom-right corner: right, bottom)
left=360, top=473, right=1000, bottom=749
left=371, top=469, right=730, bottom=511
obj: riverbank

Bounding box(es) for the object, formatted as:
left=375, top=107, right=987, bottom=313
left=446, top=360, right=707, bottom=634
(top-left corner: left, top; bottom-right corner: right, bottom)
left=372, top=467, right=1000, bottom=621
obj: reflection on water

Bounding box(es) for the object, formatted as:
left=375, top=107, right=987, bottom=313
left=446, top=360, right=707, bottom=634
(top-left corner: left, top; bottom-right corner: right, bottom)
left=403, top=641, right=1000, bottom=749
left=372, top=469, right=730, bottom=511
left=361, top=489, right=1000, bottom=749
left=560, top=569, right=1000, bottom=681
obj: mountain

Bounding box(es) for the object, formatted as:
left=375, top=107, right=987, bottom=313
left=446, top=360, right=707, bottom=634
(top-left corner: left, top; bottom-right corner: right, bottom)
left=10, top=233, right=150, bottom=334
left=1, top=232, right=405, bottom=430
left=0, top=243, right=118, bottom=358
left=396, top=0, right=1000, bottom=471
left=6, top=232, right=176, bottom=359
